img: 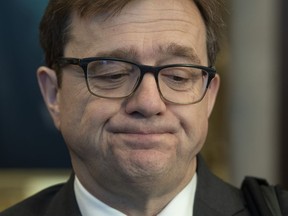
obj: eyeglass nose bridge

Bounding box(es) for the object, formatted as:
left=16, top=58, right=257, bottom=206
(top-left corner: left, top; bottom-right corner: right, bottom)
left=130, top=64, right=163, bottom=98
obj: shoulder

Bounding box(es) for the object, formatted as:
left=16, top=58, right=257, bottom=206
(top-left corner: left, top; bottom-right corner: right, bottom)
left=195, top=156, right=251, bottom=215
left=0, top=183, right=65, bottom=216
left=275, top=185, right=288, bottom=215
left=196, top=156, right=246, bottom=201
left=0, top=174, right=80, bottom=216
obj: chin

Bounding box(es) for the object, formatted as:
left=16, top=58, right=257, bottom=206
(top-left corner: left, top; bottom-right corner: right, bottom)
left=116, top=149, right=174, bottom=179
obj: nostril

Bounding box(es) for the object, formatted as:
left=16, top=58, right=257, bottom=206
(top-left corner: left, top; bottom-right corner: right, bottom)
left=128, top=111, right=147, bottom=119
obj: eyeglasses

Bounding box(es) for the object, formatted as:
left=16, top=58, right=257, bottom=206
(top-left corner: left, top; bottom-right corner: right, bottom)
left=56, top=57, right=216, bottom=105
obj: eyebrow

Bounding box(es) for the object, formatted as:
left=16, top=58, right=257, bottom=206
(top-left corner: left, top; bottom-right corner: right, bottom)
left=96, top=48, right=139, bottom=61
left=159, top=43, right=201, bottom=64
left=95, top=43, right=201, bottom=64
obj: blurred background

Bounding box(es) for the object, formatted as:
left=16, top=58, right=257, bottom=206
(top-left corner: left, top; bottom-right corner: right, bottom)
left=0, top=0, right=287, bottom=211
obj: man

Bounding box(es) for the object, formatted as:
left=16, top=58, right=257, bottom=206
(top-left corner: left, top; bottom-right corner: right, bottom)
left=1, top=0, right=287, bottom=215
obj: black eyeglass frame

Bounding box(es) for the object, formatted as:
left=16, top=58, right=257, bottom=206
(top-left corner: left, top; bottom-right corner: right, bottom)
left=56, top=57, right=217, bottom=105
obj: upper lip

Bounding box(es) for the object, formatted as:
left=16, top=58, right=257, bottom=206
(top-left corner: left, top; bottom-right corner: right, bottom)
left=107, top=123, right=177, bottom=135
left=111, top=128, right=173, bottom=135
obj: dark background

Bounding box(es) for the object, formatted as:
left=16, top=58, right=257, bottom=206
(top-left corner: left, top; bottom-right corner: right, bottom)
left=280, top=0, right=288, bottom=186
left=0, top=1, right=70, bottom=168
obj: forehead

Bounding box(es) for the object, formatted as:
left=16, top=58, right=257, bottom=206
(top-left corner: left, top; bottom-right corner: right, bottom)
left=66, top=0, right=207, bottom=64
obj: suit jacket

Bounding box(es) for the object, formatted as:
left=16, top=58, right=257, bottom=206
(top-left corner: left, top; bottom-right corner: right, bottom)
left=1, top=156, right=287, bottom=216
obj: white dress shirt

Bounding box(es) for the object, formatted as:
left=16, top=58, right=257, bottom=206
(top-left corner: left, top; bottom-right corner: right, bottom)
left=74, top=174, right=197, bottom=216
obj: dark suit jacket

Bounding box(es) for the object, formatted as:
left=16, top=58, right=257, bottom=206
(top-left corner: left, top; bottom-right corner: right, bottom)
left=1, top=156, right=287, bottom=216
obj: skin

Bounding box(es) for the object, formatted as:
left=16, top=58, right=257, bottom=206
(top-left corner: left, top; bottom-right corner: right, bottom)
left=37, top=0, right=220, bottom=215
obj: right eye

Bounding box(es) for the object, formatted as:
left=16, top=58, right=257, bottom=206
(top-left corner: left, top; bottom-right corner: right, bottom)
left=87, top=60, right=136, bottom=90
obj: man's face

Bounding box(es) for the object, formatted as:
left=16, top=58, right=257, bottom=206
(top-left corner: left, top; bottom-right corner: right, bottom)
left=38, top=0, right=219, bottom=194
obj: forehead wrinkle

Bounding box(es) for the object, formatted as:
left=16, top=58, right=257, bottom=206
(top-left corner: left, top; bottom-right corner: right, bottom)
left=100, top=7, right=199, bottom=30
left=102, top=18, right=195, bottom=32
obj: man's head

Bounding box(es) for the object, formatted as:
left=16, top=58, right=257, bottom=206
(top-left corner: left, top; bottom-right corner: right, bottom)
left=37, top=0, right=221, bottom=212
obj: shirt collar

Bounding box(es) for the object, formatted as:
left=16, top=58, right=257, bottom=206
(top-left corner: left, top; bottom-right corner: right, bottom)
left=74, top=174, right=197, bottom=216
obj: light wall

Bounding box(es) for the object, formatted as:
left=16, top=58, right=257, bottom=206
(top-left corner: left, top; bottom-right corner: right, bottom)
left=0, top=170, right=70, bottom=211
left=228, top=0, right=280, bottom=186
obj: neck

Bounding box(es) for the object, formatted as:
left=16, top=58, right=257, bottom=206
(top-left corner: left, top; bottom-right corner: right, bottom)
left=74, top=163, right=196, bottom=216
left=76, top=174, right=196, bottom=216
left=71, top=151, right=197, bottom=215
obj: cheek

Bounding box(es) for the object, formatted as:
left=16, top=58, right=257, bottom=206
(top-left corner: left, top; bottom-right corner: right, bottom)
left=173, top=102, right=209, bottom=154
left=58, top=89, right=122, bottom=158
left=58, top=82, right=89, bottom=133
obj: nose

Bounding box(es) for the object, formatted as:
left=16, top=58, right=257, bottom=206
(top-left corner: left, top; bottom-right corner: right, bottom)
left=125, top=73, right=166, bottom=117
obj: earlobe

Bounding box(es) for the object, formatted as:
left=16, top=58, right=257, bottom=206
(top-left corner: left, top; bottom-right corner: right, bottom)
left=37, top=66, right=61, bottom=129
left=207, top=74, right=220, bottom=118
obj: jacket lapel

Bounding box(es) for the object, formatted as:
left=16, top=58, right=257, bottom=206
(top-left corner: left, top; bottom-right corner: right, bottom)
left=194, top=156, right=250, bottom=216
left=44, top=174, right=82, bottom=216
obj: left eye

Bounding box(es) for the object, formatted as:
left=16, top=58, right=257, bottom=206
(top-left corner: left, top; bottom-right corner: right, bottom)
left=93, top=72, right=130, bottom=82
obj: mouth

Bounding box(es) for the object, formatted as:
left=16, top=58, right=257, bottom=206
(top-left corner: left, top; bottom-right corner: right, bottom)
left=108, top=130, right=175, bottom=151
left=105, top=119, right=178, bottom=150
left=107, top=122, right=177, bottom=134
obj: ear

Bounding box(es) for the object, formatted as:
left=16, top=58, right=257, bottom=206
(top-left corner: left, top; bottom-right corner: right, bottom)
left=37, top=66, right=61, bottom=129
left=206, top=74, right=220, bottom=118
